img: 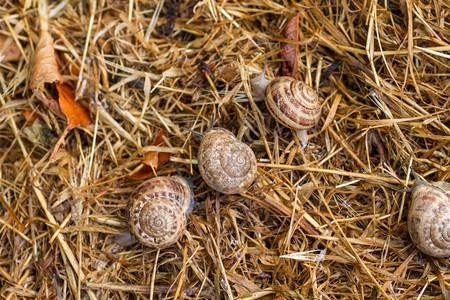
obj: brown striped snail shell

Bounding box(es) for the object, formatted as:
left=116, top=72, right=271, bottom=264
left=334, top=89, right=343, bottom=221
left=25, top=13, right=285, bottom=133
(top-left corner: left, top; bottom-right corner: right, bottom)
left=264, top=78, right=321, bottom=130
left=406, top=175, right=450, bottom=258
left=198, top=128, right=257, bottom=194
left=126, top=176, right=193, bottom=248
left=251, top=62, right=321, bottom=147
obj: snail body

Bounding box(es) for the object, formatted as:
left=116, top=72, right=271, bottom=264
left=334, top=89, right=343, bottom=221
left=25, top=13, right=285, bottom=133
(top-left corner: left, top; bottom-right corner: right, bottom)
left=407, top=176, right=450, bottom=258
left=126, top=176, right=193, bottom=248
left=251, top=62, right=321, bottom=147
left=198, top=128, right=257, bottom=194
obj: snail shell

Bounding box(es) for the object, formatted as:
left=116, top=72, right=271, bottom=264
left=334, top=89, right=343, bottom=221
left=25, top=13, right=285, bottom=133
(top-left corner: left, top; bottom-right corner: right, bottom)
left=251, top=64, right=322, bottom=146
left=407, top=180, right=450, bottom=258
left=126, top=176, right=193, bottom=248
left=198, top=128, right=257, bottom=194
left=264, top=77, right=321, bottom=130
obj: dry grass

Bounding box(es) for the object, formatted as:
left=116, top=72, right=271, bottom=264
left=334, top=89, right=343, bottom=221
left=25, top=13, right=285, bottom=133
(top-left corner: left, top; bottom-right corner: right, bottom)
left=0, top=0, right=449, bottom=299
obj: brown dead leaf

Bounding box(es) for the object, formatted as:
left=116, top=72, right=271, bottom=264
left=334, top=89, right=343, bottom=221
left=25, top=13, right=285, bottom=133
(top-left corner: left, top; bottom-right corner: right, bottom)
left=214, top=63, right=239, bottom=83
left=151, top=128, right=165, bottom=146
left=367, top=129, right=387, bottom=163
left=157, top=152, right=172, bottom=168
left=143, top=152, right=159, bottom=169
left=128, top=153, right=172, bottom=181
left=127, top=166, right=155, bottom=181
left=23, top=108, right=43, bottom=125
left=0, top=34, right=21, bottom=62
left=281, top=12, right=301, bottom=78
left=127, top=129, right=172, bottom=181
left=142, top=128, right=165, bottom=167
left=30, top=31, right=63, bottom=91
left=55, top=83, right=91, bottom=129
left=141, top=129, right=173, bottom=169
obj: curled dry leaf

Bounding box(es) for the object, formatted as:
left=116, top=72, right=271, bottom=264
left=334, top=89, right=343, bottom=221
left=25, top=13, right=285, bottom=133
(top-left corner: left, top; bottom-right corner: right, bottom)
left=281, top=12, right=301, bottom=78
left=0, top=34, right=21, bottom=62
left=30, top=31, right=63, bottom=91
left=55, top=83, right=91, bottom=129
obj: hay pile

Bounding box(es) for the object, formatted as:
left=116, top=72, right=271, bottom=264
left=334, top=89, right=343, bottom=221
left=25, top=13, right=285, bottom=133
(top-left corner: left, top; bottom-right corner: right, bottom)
left=0, top=0, right=449, bottom=299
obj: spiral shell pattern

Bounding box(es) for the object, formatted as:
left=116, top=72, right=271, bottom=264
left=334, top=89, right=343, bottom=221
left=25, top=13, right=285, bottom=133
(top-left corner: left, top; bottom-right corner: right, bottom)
left=198, top=128, right=257, bottom=194
left=265, top=77, right=321, bottom=130
left=407, top=182, right=450, bottom=258
left=126, top=176, right=193, bottom=248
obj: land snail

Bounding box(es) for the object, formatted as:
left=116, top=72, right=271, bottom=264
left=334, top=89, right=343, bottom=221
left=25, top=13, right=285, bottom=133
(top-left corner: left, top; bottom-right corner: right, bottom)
left=183, top=123, right=257, bottom=194
left=402, top=170, right=450, bottom=258
left=251, top=59, right=322, bottom=147
left=125, top=176, right=193, bottom=248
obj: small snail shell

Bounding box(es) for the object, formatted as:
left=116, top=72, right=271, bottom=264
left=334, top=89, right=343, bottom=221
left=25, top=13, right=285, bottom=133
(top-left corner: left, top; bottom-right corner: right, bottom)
left=407, top=176, right=450, bottom=258
left=251, top=62, right=321, bottom=147
left=198, top=128, right=257, bottom=194
left=126, top=176, right=193, bottom=248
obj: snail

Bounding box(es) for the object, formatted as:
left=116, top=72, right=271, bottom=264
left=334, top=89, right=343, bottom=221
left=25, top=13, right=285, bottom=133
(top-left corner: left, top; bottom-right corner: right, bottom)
left=126, top=176, right=193, bottom=248
left=198, top=127, right=257, bottom=194
left=251, top=59, right=321, bottom=147
left=184, top=125, right=257, bottom=194
left=404, top=170, right=450, bottom=258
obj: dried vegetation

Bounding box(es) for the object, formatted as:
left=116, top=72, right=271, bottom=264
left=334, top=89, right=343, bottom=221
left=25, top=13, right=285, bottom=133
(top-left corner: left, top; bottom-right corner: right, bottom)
left=0, top=0, right=449, bottom=299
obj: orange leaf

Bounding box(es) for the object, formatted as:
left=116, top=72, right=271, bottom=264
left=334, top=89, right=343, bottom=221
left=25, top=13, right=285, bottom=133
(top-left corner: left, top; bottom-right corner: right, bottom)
left=141, top=151, right=172, bottom=170
left=55, top=83, right=91, bottom=129
left=143, top=152, right=159, bottom=169
left=126, top=128, right=172, bottom=181
left=281, top=12, right=301, bottom=78
left=127, top=166, right=155, bottom=181
left=126, top=152, right=171, bottom=181
left=151, top=128, right=165, bottom=146
left=134, top=128, right=172, bottom=180
left=142, top=128, right=165, bottom=167
left=157, top=152, right=172, bottom=168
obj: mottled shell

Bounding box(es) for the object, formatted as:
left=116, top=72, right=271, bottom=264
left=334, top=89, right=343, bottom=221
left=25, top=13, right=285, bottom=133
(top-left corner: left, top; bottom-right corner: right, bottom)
left=265, top=77, right=321, bottom=130
left=198, top=128, right=257, bottom=194
left=126, top=176, right=193, bottom=248
left=407, top=181, right=450, bottom=258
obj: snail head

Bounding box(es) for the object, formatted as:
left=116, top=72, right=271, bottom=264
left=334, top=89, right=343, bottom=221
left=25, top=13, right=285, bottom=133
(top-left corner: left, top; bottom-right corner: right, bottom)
left=398, top=169, right=427, bottom=193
